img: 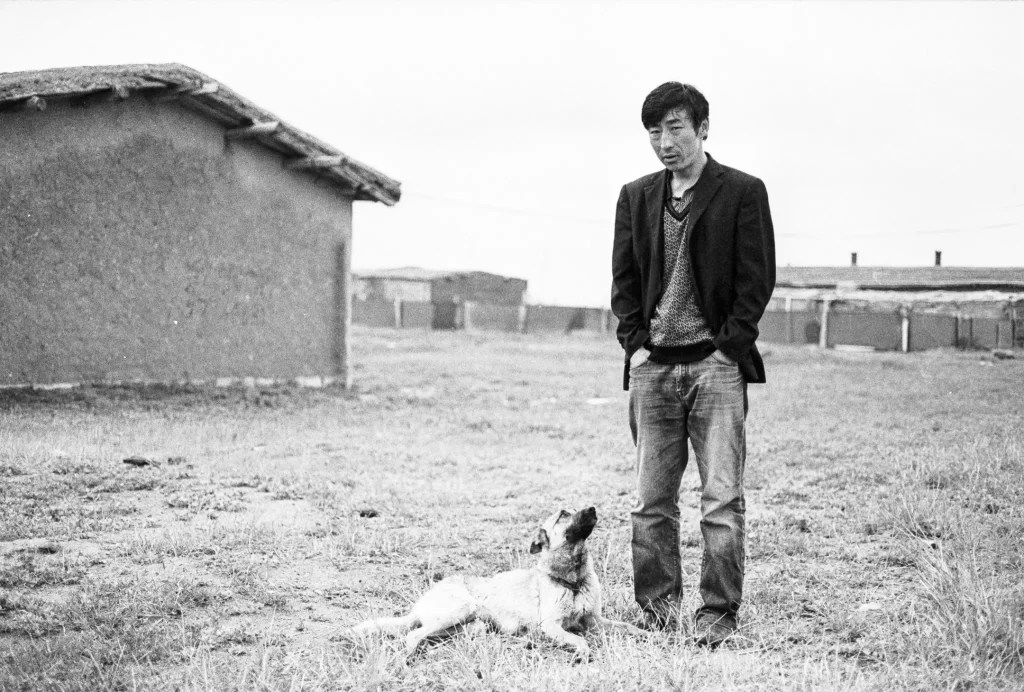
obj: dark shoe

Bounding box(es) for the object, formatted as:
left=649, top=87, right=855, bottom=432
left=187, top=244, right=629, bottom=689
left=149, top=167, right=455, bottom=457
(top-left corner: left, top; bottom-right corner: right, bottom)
left=693, top=610, right=736, bottom=648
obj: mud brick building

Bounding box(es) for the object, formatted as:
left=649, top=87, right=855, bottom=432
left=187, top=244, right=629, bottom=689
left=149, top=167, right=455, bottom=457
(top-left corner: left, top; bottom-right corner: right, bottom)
left=0, top=64, right=400, bottom=388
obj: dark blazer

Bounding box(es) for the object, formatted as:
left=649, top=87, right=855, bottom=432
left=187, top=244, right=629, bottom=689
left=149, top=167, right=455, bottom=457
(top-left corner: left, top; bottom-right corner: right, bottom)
left=611, top=154, right=776, bottom=390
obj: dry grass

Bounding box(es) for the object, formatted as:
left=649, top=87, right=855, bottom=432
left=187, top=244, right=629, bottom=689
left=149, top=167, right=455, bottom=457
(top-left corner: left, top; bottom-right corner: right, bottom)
left=1, top=326, right=1021, bottom=690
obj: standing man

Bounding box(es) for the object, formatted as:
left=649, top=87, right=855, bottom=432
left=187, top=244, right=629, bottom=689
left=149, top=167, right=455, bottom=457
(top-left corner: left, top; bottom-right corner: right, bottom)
left=611, top=82, right=775, bottom=646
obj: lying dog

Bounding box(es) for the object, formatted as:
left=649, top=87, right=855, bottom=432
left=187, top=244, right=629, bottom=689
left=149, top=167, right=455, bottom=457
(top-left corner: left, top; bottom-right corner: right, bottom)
left=351, top=506, right=644, bottom=659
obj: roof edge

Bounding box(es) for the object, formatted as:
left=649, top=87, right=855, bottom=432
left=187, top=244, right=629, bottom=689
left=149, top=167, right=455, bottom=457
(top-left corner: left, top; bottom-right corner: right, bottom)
left=0, top=63, right=401, bottom=205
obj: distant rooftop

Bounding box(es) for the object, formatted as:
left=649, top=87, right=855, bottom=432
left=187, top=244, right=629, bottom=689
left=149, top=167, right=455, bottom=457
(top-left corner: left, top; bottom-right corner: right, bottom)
left=354, top=267, right=526, bottom=284
left=777, top=266, right=1024, bottom=292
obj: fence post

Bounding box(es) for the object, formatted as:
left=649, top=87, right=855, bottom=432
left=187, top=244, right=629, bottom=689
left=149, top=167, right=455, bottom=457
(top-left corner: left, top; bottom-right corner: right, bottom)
left=518, top=304, right=528, bottom=333
left=818, top=299, right=831, bottom=349
left=784, top=297, right=794, bottom=343
left=900, top=306, right=910, bottom=352
left=464, top=301, right=474, bottom=331
left=394, top=298, right=403, bottom=328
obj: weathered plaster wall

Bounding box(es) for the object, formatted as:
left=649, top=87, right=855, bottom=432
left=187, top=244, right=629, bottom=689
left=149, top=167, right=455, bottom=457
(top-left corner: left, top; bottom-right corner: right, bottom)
left=0, top=95, right=353, bottom=385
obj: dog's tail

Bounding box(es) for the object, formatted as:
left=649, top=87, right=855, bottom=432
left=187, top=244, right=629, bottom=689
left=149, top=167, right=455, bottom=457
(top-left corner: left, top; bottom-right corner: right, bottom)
left=351, top=614, right=419, bottom=636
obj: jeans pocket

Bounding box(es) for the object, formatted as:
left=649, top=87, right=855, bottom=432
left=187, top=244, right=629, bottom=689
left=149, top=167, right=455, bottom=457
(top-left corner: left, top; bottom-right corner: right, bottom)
left=629, top=350, right=651, bottom=371
left=710, top=350, right=736, bottom=366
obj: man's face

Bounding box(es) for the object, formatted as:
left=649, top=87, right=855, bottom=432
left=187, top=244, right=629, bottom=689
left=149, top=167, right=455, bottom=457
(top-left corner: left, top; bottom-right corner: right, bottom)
left=647, top=108, right=707, bottom=173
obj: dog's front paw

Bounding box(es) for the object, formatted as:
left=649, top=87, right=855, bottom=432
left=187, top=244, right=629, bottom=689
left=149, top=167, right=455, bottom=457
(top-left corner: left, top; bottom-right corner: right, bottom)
left=404, top=632, right=423, bottom=659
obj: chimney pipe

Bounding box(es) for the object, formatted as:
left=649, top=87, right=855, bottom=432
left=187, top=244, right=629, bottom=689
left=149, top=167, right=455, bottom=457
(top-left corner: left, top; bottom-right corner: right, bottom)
left=851, top=252, right=858, bottom=267
left=935, top=251, right=942, bottom=267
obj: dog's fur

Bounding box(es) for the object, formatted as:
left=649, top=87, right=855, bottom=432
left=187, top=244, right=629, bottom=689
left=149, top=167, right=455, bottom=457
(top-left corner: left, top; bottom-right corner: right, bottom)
left=351, top=507, right=644, bottom=659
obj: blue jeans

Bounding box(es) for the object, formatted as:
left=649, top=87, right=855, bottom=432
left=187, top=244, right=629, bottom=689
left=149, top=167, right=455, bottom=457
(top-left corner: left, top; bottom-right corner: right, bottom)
left=628, top=352, right=747, bottom=619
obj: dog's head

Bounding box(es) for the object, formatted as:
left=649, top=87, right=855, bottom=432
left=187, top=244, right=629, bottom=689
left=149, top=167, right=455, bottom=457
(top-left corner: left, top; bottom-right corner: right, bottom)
left=529, top=506, right=597, bottom=555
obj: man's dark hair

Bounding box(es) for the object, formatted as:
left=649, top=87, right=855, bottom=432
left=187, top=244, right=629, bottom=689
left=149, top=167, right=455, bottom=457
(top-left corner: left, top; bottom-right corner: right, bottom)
left=641, top=82, right=709, bottom=133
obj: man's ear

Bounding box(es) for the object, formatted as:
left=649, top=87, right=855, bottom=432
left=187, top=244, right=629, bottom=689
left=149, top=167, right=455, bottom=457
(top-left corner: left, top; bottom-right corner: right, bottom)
left=529, top=528, right=549, bottom=554
left=699, top=118, right=709, bottom=141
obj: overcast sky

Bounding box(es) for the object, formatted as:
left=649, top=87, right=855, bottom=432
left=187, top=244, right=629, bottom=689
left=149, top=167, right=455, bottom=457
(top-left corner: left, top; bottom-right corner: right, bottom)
left=2, top=0, right=1022, bottom=306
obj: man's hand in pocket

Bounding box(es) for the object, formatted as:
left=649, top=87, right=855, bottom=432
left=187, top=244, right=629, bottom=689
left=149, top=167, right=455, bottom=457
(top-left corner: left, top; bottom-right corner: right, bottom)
left=630, top=347, right=651, bottom=368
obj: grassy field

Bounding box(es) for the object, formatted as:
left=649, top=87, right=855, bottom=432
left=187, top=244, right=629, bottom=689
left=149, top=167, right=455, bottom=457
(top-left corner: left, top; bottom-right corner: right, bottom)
left=1, top=326, right=1022, bottom=691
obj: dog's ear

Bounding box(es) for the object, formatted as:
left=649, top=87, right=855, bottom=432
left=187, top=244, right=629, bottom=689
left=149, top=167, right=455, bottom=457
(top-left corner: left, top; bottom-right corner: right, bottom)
left=529, top=528, right=549, bottom=554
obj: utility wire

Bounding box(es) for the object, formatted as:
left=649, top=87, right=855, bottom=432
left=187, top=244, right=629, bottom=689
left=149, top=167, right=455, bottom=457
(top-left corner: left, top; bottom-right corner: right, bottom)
left=403, top=191, right=1023, bottom=239
left=777, top=221, right=1021, bottom=240
left=404, top=192, right=606, bottom=225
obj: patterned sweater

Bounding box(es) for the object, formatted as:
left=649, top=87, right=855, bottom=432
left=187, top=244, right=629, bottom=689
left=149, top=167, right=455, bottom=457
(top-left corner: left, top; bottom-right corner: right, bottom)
left=648, top=187, right=715, bottom=348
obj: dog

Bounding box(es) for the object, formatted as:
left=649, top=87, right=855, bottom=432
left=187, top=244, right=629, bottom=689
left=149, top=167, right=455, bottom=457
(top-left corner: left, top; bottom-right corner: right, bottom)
left=351, top=506, right=645, bottom=660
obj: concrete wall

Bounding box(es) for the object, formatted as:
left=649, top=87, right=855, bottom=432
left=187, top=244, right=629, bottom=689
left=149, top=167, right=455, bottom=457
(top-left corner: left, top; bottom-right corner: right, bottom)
left=757, top=312, right=790, bottom=344
left=349, top=292, right=1018, bottom=353
left=527, top=305, right=588, bottom=333
left=0, top=95, right=353, bottom=385
left=353, top=296, right=398, bottom=328
left=759, top=300, right=823, bottom=345
left=432, top=273, right=527, bottom=306
left=401, top=300, right=433, bottom=329
left=467, top=302, right=521, bottom=332
left=607, top=311, right=620, bottom=338
left=909, top=314, right=957, bottom=351
left=577, top=308, right=609, bottom=332
left=758, top=306, right=1021, bottom=352
left=962, top=318, right=1017, bottom=350
left=352, top=299, right=620, bottom=335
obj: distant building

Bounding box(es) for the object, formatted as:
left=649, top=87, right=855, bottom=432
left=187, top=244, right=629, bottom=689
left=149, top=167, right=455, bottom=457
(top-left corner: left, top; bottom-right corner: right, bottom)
left=764, top=266, right=1023, bottom=351
left=354, top=267, right=528, bottom=305
left=353, top=268, right=527, bottom=329
left=775, top=266, right=1024, bottom=293
left=0, top=63, right=400, bottom=387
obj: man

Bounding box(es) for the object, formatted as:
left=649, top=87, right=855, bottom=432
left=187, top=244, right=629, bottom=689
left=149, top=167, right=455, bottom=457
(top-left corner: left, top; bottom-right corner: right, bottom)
left=611, top=82, right=775, bottom=647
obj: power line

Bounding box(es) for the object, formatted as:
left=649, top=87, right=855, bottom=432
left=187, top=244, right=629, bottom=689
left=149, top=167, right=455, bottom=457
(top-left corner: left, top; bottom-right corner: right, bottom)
left=776, top=220, right=1021, bottom=240
left=404, top=191, right=606, bottom=225
left=404, top=190, right=1023, bottom=239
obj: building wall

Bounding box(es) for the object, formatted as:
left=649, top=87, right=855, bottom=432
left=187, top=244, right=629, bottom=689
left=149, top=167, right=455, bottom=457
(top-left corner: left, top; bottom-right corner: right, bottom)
left=400, top=300, right=434, bottom=329
left=467, top=302, right=521, bottom=332
left=352, top=296, right=398, bottom=328
left=355, top=277, right=431, bottom=302
left=758, top=303, right=1021, bottom=351
left=431, top=272, right=527, bottom=306
left=527, top=305, right=589, bottom=333
left=0, top=95, right=353, bottom=385
left=760, top=301, right=823, bottom=345
left=909, top=314, right=957, bottom=351
left=826, top=311, right=903, bottom=350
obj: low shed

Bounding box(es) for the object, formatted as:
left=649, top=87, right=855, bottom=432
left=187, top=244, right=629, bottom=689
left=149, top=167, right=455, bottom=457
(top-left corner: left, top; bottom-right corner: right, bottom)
left=354, top=268, right=527, bottom=329
left=354, top=267, right=527, bottom=306
left=0, top=63, right=400, bottom=388
left=763, top=267, right=1024, bottom=351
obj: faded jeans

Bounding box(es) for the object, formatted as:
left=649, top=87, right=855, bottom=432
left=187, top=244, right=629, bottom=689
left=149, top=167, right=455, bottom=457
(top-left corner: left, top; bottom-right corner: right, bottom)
left=628, top=351, right=747, bottom=619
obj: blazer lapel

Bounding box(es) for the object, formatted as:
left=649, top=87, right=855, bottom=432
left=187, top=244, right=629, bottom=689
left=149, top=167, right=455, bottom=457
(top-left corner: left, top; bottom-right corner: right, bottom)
left=688, top=154, right=723, bottom=232
left=643, top=172, right=667, bottom=299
